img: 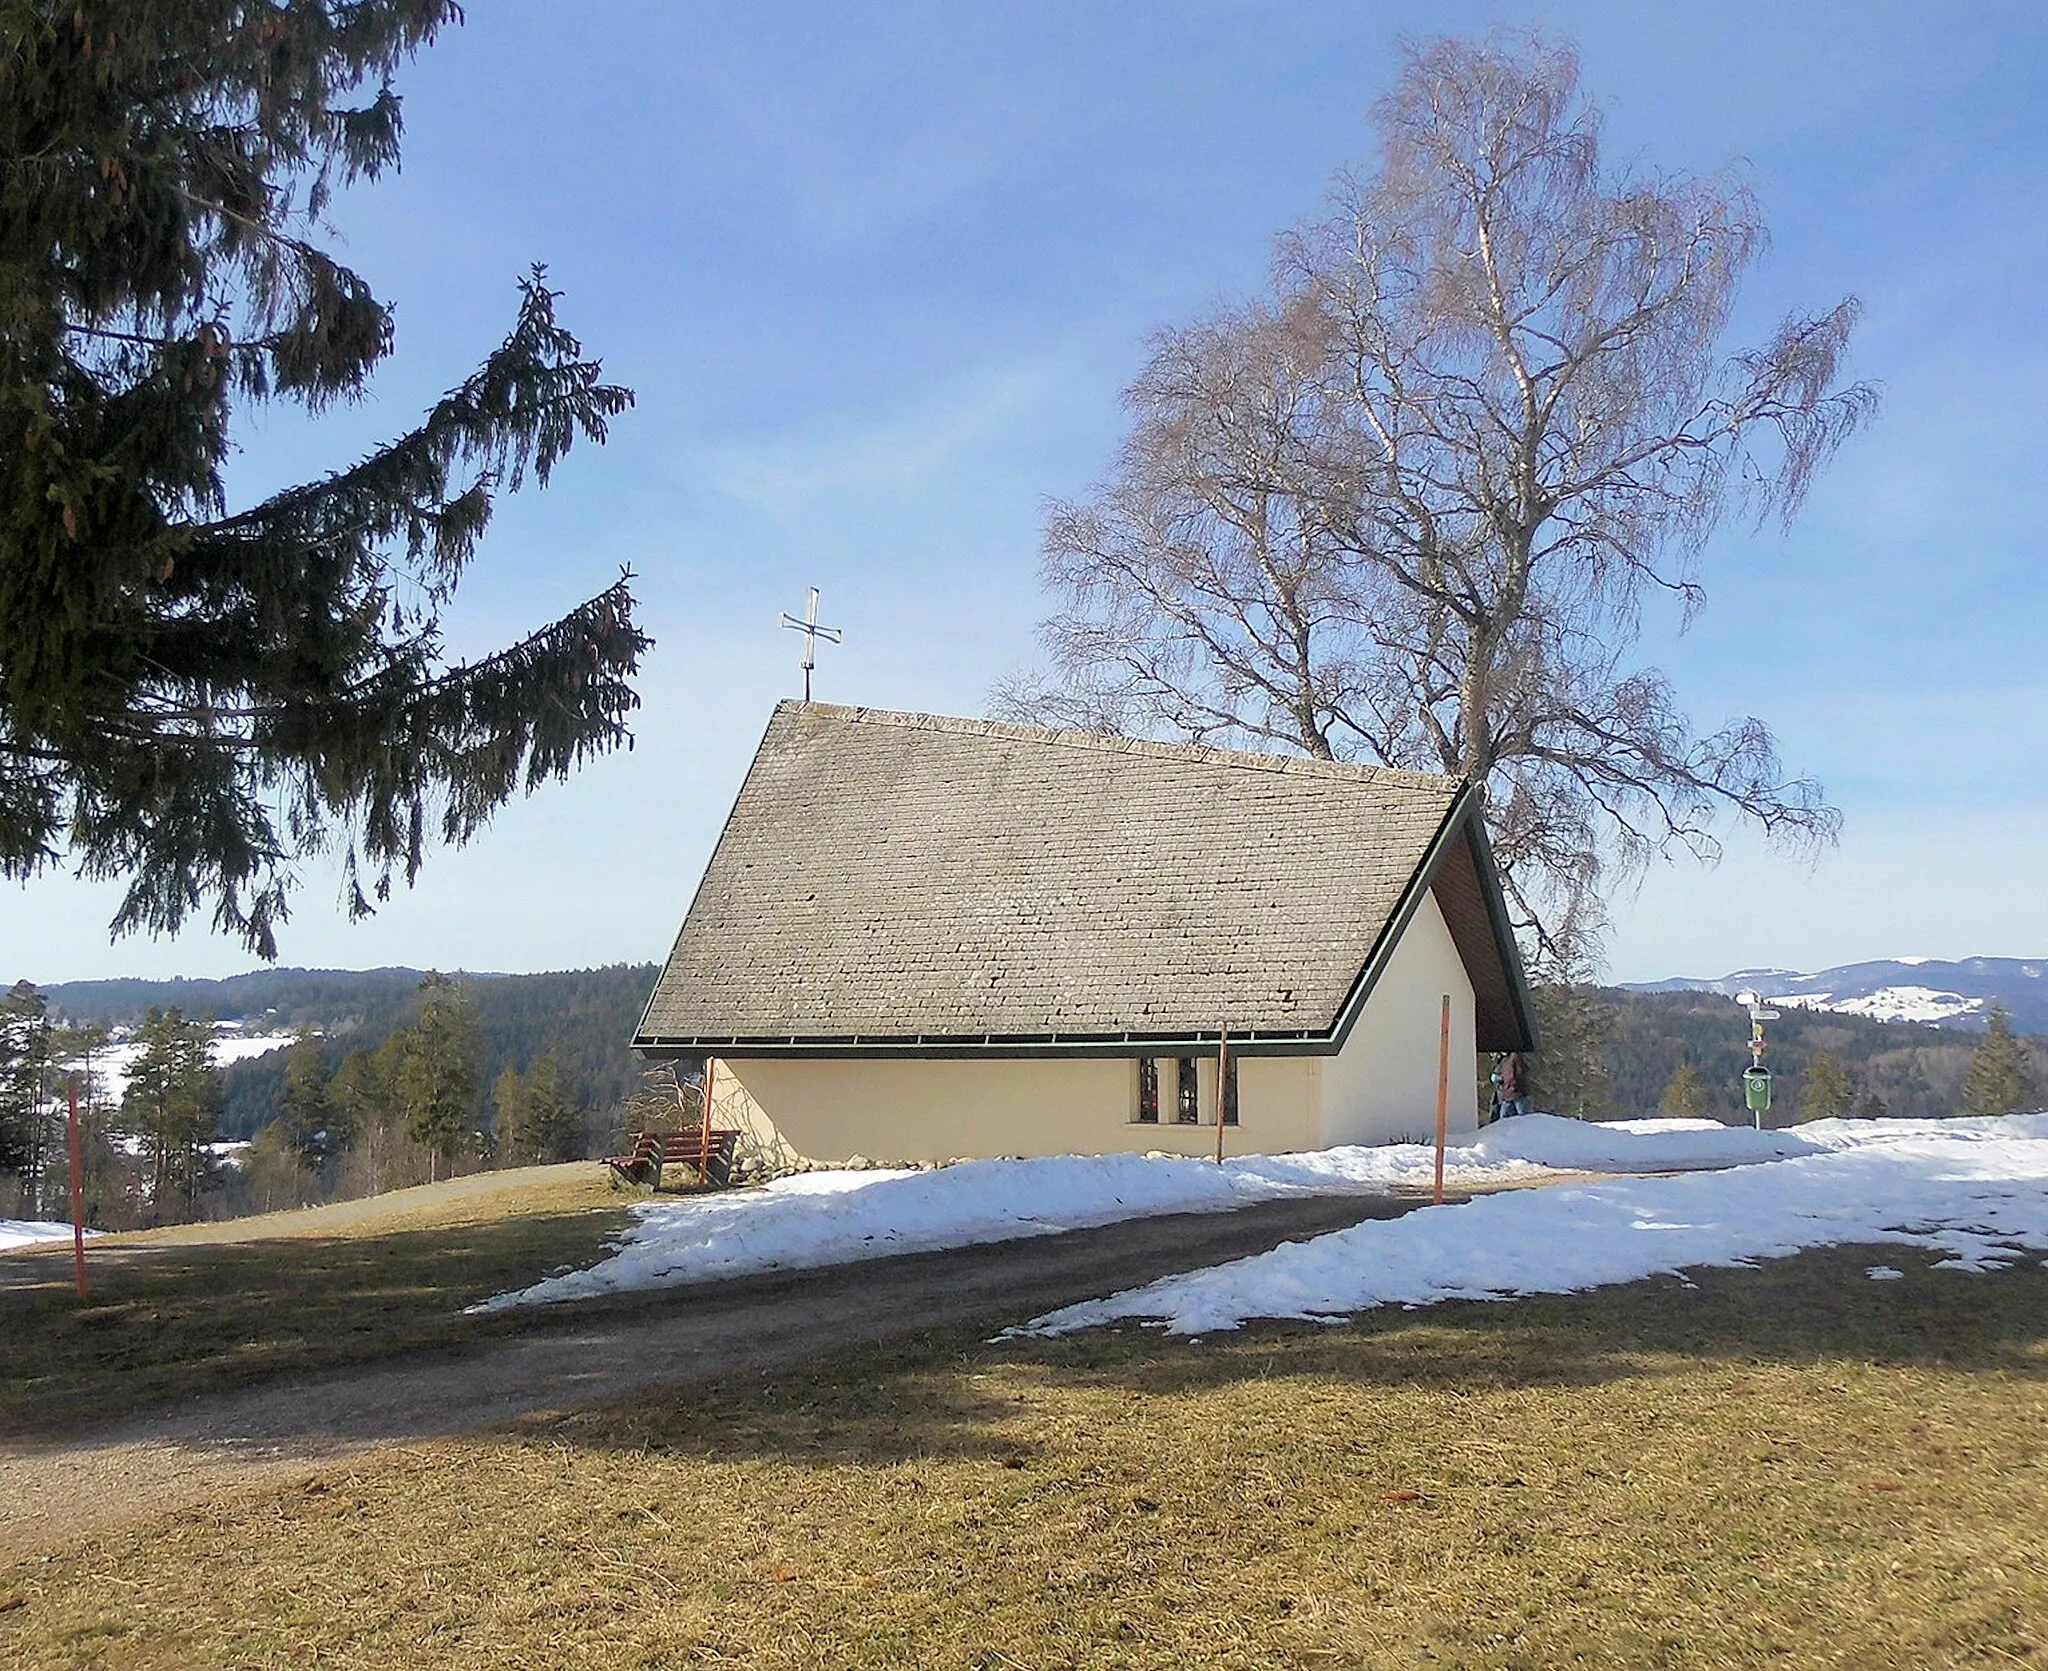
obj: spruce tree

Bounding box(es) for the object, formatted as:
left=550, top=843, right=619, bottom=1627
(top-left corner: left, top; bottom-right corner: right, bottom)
left=1659, top=1060, right=1711, bottom=1120
left=1960, top=1009, right=2041, bottom=1116
left=494, top=1056, right=580, bottom=1166
left=279, top=1032, right=330, bottom=1161
left=1526, top=976, right=1612, bottom=1119
left=393, top=973, right=477, bottom=1179
left=491, top=1065, right=530, bottom=1162
left=122, top=1006, right=221, bottom=1218
left=325, top=1044, right=384, bottom=1185
left=48, top=1020, right=116, bottom=1224
left=521, top=1052, right=581, bottom=1164
left=1800, top=1050, right=1854, bottom=1122
left=0, top=980, right=52, bottom=1200
left=0, top=3, right=649, bottom=957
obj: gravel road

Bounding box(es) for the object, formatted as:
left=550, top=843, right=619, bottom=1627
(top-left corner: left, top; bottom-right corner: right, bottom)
left=1, top=1188, right=1445, bottom=1555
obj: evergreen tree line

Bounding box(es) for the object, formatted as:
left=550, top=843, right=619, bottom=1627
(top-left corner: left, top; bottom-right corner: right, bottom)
left=9, top=967, right=2039, bottom=1225
left=1526, top=985, right=2044, bottom=1127
left=1, top=983, right=224, bottom=1226
left=254, top=972, right=596, bottom=1208
left=1, top=967, right=658, bottom=1227
left=34, top=963, right=657, bottom=1140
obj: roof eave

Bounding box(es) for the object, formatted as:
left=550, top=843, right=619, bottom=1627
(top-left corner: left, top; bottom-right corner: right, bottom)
left=633, top=1026, right=1336, bottom=1061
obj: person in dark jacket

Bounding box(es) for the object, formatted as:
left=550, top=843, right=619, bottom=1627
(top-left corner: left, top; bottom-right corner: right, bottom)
left=1495, top=1051, right=1530, bottom=1120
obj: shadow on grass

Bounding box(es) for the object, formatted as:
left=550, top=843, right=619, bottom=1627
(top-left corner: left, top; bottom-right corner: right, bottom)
left=555, top=1243, right=2048, bottom=1470
left=0, top=1200, right=635, bottom=1438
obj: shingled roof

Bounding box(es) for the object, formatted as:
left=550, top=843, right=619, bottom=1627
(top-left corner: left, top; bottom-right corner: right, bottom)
left=635, top=703, right=1534, bottom=1056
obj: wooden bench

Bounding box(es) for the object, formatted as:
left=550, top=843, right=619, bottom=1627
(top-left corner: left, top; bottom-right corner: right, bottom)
left=601, top=1127, right=742, bottom=1189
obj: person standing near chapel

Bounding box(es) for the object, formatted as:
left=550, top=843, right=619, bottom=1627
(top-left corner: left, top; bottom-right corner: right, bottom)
left=1496, top=1050, right=1530, bottom=1120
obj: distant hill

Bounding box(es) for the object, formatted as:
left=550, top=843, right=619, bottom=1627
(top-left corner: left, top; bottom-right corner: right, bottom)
left=1593, top=986, right=2031, bottom=1125
left=1617, top=957, right=2048, bottom=1036
left=43, top=966, right=440, bottom=1035
left=40, top=964, right=662, bottom=1139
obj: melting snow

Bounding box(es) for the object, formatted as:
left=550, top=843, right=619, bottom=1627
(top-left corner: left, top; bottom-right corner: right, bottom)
left=479, top=1114, right=1823, bottom=1312
left=0, top=1219, right=94, bottom=1252
left=477, top=1113, right=2048, bottom=1328
left=1014, top=1115, right=2048, bottom=1336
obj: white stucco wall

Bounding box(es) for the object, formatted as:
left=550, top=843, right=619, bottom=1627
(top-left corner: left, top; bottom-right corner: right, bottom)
left=1317, top=889, right=1477, bottom=1146
left=712, top=1050, right=1322, bottom=1167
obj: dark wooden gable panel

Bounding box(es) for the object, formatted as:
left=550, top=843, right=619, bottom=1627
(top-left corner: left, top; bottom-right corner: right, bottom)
left=1428, top=819, right=1537, bottom=1052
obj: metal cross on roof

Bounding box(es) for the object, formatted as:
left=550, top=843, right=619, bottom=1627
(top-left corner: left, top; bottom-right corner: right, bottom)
left=778, top=587, right=842, bottom=703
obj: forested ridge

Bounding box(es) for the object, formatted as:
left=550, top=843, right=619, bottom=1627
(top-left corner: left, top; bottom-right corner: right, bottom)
left=1540, top=987, right=2045, bottom=1125
left=43, top=964, right=659, bottom=1139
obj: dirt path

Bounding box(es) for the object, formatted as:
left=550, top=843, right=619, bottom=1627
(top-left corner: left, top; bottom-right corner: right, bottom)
left=1, top=1188, right=1448, bottom=1556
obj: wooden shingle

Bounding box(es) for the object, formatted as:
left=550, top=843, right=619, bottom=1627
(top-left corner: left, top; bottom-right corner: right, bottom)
left=635, top=702, right=1530, bottom=1053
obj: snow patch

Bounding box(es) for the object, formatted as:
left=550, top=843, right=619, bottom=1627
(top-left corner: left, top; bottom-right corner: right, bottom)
left=1013, top=1114, right=2048, bottom=1337
left=0, top=1219, right=97, bottom=1252
left=1778, top=985, right=1983, bottom=1025
left=479, top=1113, right=1816, bottom=1312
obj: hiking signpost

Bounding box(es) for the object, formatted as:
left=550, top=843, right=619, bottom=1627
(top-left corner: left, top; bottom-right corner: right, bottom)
left=1734, top=990, right=1779, bottom=1128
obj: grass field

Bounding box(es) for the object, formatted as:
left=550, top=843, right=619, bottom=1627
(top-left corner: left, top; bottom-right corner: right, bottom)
left=3, top=1238, right=2044, bottom=1669
left=0, top=1168, right=635, bottom=1436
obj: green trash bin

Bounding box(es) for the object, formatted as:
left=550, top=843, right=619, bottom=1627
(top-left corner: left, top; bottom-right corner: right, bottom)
left=1744, top=1067, right=1772, bottom=1114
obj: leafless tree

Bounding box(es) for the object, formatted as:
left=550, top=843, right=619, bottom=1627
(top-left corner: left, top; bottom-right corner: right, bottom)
left=998, top=35, right=1876, bottom=967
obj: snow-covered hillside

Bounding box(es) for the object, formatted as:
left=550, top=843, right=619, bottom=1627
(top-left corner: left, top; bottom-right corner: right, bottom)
left=1621, top=956, right=2048, bottom=1033
left=57, top=1023, right=296, bottom=1108
left=1776, top=986, right=1985, bottom=1025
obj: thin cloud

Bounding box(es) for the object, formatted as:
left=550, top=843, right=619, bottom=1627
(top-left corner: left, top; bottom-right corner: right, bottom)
left=702, top=358, right=1068, bottom=515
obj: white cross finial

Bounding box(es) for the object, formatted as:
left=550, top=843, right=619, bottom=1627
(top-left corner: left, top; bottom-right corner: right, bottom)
left=778, top=586, right=843, bottom=702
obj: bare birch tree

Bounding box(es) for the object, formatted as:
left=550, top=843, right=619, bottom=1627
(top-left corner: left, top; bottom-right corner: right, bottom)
left=998, top=36, right=1875, bottom=966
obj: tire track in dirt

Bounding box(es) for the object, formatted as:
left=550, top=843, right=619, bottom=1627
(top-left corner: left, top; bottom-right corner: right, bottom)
left=2, top=1189, right=1453, bottom=1555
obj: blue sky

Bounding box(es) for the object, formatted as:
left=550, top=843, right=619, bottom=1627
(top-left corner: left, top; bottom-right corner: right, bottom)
left=10, top=0, right=2046, bottom=985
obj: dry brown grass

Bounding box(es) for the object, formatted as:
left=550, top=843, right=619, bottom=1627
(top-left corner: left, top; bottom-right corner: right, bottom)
left=5, top=1242, right=2045, bottom=1669
left=0, top=1170, right=633, bottom=1436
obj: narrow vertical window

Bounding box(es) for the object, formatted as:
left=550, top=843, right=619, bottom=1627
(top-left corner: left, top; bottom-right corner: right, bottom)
left=1221, top=1051, right=1239, bottom=1125
left=1175, top=1056, right=1200, bottom=1124
left=1136, top=1058, right=1159, bottom=1123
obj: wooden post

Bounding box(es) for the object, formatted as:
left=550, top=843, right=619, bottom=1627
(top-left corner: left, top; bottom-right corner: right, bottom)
left=1214, top=1028, right=1229, bottom=1165
left=1432, top=995, right=1451, bottom=1207
left=698, top=1057, right=717, bottom=1187
left=66, top=1074, right=87, bottom=1299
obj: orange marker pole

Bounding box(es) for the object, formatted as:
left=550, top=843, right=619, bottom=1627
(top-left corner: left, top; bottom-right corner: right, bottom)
left=1432, top=995, right=1451, bottom=1207
left=699, top=1057, right=716, bottom=1186
left=66, top=1074, right=88, bottom=1299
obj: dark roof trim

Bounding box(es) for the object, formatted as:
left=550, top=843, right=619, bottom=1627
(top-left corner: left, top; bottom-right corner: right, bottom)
left=1463, top=801, right=1540, bottom=1052
left=635, top=1030, right=1334, bottom=1062
left=1321, top=781, right=1470, bottom=1054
